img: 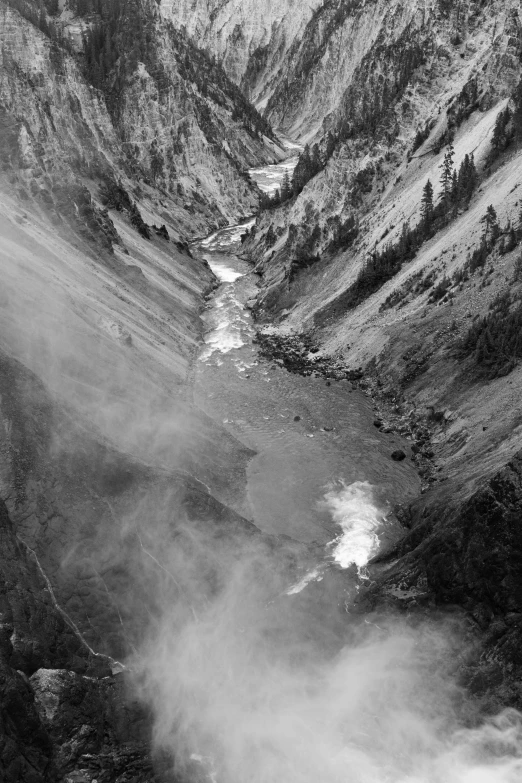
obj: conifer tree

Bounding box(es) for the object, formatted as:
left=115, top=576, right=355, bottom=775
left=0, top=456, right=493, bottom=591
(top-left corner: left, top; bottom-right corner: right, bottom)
left=420, top=179, right=434, bottom=235
left=491, top=107, right=511, bottom=152
left=439, top=143, right=455, bottom=212
left=481, top=205, right=499, bottom=244
left=280, top=170, right=292, bottom=202
left=457, top=153, right=477, bottom=205
left=451, top=169, right=459, bottom=204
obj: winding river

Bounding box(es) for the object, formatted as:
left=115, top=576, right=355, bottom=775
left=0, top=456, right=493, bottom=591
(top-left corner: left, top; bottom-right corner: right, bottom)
left=192, top=155, right=420, bottom=574
left=170, top=154, right=522, bottom=783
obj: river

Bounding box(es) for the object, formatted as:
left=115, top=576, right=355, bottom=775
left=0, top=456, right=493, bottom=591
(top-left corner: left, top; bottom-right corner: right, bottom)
left=192, top=155, right=420, bottom=572
left=153, top=153, right=522, bottom=783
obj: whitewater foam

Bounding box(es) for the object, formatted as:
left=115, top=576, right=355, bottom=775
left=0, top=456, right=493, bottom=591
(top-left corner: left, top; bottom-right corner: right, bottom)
left=323, top=481, right=384, bottom=572
left=249, top=156, right=300, bottom=195
left=198, top=257, right=254, bottom=361
left=199, top=219, right=256, bottom=251
left=287, top=567, right=324, bottom=595
left=207, top=262, right=244, bottom=284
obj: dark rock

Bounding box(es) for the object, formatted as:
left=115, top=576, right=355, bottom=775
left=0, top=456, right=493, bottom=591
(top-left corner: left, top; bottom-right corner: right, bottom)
left=391, top=450, right=407, bottom=461
left=380, top=449, right=522, bottom=705
left=294, top=415, right=301, bottom=422
left=373, top=418, right=383, bottom=428
left=154, top=224, right=170, bottom=240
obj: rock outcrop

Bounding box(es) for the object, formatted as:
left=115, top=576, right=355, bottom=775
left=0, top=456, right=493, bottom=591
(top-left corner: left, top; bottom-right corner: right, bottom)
left=242, top=0, right=522, bottom=702
left=158, top=0, right=323, bottom=109
left=0, top=1, right=282, bottom=775
left=0, top=0, right=280, bottom=239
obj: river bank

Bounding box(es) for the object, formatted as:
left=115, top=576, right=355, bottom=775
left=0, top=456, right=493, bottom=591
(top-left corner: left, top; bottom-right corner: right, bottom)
left=253, top=330, right=439, bottom=498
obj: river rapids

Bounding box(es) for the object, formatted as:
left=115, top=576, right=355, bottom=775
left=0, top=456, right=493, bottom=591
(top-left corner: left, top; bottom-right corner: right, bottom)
left=134, top=151, right=522, bottom=783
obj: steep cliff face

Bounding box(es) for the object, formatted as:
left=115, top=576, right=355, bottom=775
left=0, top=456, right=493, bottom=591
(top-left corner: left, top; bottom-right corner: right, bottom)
left=247, top=0, right=521, bottom=308
left=0, top=154, right=260, bottom=782
left=0, top=1, right=279, bottom=237
left=4, top=0, right=522, bottom=771
left=0, top=2, right=281, bottom=777
left=158, top=0, right=322, bottom=110
left=243, top=0, right=522, bottom=701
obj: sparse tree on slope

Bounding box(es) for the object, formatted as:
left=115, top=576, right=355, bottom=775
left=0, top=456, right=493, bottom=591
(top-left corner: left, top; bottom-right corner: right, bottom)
left=491, top=106, right=512, bottom=153
left=481, top=205, right=499, bottom=245
left=439, top=143, right=455, bottom=214
left=457, top=153, right=477, bottom=206
left=280, top=169, right=292, bottom=202
left=420, top=179, right=434, bottom=236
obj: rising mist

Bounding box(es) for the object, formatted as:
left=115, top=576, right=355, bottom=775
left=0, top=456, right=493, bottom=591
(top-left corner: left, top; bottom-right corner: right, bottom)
left=131, top=483, right=522, bottom=783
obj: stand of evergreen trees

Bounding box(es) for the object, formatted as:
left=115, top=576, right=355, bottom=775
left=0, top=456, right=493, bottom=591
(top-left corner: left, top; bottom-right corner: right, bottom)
left=488, top=81, right=522, bottom=162
left=291, top=138, right=336, bottom=196
left=287, top=24, right=429, bottom=197
left=259, top=169, right=294, bottom=210
left=7, top=0, right=276, bottom=141
left=461, top=291, right=522, bottom=379
left=341, top=145, right=478, bottom=309
left=6, top=0, right=68, bottom=44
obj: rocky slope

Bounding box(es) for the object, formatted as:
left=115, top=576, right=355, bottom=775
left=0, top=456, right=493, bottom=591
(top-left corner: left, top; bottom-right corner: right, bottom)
left=4, top=0, right=522, bottom=776
left=0, top=1, right=289, bottom=779
left=242, top=0, right=522, bottom=703
left=158, top=0, right=323, bottom=110
left=1, top=0, right=281, bottom=238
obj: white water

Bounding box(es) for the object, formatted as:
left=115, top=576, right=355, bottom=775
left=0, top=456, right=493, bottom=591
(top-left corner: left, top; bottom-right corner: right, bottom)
left=198, top=147, right=303, bottom=363
left=249, top=155, right=300, bottom=195
left=138, top=156, right=522, bottom=783
left=199, top=273, right=249, bottom=360
left=200, top=219, right=256, bottom=251
left=325, top=481, right=384, bottom=572
left=286, top=566, right=324, bottom=595
left=287, top=481, right=384, bottom=594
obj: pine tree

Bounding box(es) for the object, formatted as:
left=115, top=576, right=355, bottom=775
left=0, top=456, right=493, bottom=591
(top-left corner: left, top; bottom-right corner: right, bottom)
left=420, top=179, right=434, bottom=235
left=504, top=225, right=518, bottom=254
left=491, top=107, right=511, bottom=153
left=439, top=143, right=455, bottom=213
left=481, top=205, right=499, bottom=244
left=457, top=153, right=477, bottom=206
left=451, top=169, right=459, bottom=205
left=280, top=170, right=292, bottom=202
left=325, top=132, right=336, bottom=160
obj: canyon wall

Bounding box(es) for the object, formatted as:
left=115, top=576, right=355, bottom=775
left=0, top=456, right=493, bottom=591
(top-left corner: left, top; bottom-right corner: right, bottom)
left=0, top=2, right=274, bottom=779
left=158, top=0, right=322, bottom=110
left=244, top=0, right=522, bottom=704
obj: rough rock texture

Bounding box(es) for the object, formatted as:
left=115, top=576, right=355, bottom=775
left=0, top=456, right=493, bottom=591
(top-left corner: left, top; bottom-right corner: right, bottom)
left=159, top=0, right=322, bottom=109
left=0, top=1, right=279, bottom=238
left=246, top=0, right=522, bottom=284
left=369, top=450, right=522, bottom=707
left=242, top=0, right=522, bottom=701
left=0, top=496, right=144, bottom=783
left=0, top=3, right=284, bottom=775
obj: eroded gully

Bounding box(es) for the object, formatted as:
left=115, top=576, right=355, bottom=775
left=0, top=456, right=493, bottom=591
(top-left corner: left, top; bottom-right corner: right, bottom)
left=190, top=151, right=421, bottom=581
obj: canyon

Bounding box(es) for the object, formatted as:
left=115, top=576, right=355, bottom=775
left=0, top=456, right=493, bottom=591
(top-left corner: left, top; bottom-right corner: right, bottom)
left=1, top=0, right=522, bottom=781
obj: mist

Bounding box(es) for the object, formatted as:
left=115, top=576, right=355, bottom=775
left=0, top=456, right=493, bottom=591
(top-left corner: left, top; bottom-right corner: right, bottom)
left=3, top=191, right=521, bottom=783
left=132, top=483, right=522, bottom=783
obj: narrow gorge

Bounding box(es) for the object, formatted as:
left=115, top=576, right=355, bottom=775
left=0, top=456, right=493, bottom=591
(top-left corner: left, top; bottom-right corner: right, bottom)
left=1, top=1, right=522, bottom=782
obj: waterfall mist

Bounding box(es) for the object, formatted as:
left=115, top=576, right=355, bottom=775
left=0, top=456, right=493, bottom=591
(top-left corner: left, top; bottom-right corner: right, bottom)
left=131, top=484, right=522, bottom=783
